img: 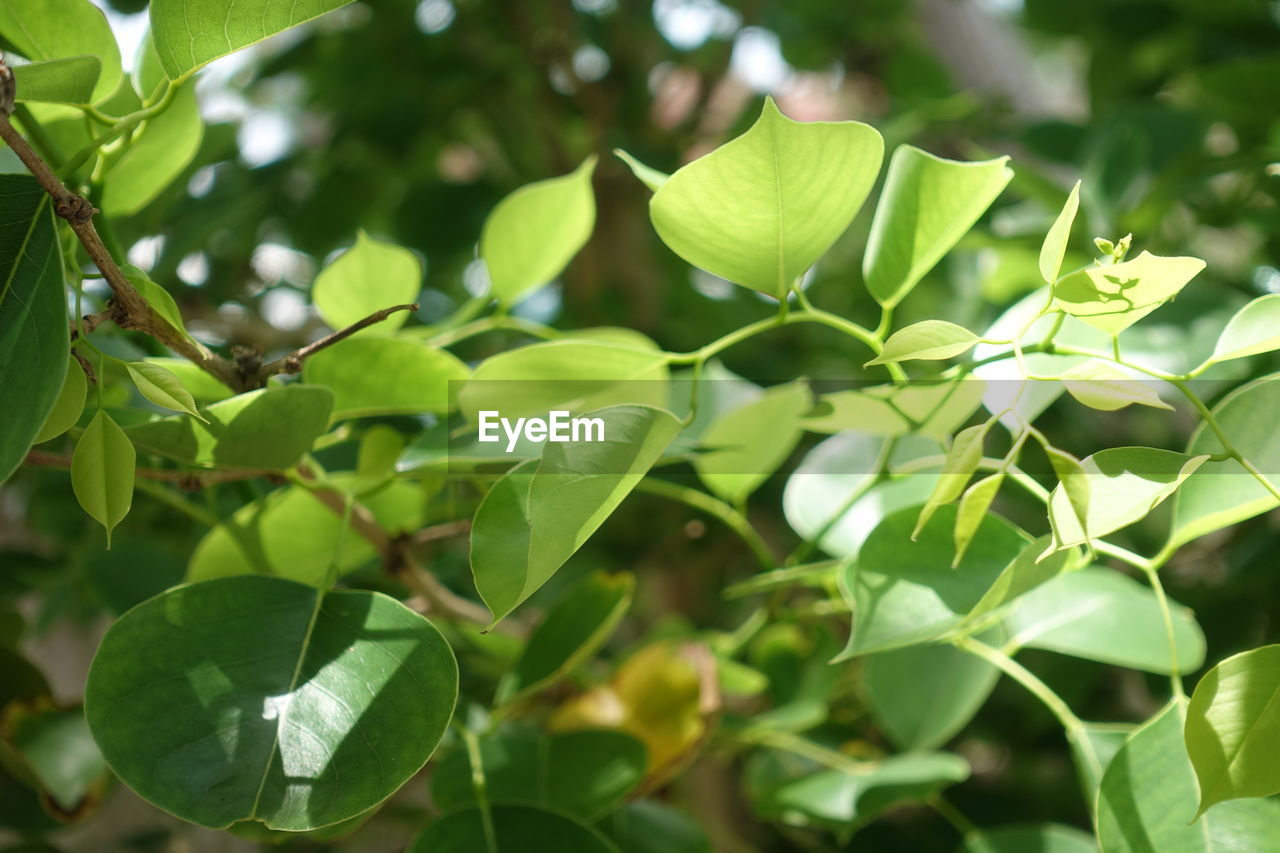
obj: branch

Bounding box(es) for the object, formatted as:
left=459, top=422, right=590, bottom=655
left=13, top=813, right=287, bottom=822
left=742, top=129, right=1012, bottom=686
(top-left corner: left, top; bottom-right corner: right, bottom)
left=256, top=303, right=419, bottom=380
left=24, top=450, right=277, bottom=488
left=0, top=60, right=246, bottom=392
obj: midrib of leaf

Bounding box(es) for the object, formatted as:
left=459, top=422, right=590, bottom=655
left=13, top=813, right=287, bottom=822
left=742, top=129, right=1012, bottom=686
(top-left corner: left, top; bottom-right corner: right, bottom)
left=247, top=586, right=327, bottom=823
left=0, top=194, right=50, bottom=309
left=1201, top=676, right=1280, bottom=810
left=767, top=118, right=786, bottom=296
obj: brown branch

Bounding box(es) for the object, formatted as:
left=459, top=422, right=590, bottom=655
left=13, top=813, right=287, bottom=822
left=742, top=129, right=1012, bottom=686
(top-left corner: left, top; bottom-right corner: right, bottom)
left=0, top=60, right=246, bottom=392
left=256, top=303, right=419, bottom=380
left=24, top=450, right=276, bottom=488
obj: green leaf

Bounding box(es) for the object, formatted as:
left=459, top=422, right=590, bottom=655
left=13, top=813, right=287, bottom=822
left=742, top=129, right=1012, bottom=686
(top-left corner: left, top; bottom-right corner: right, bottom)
left=963, top=823, right=1097, bottom=853
left=1044, top=446, right=1090, bottom=535
left=71, top=411, right=135, bottom=547
left=649, top=97, right=883, bottom=297
left=1209, top=294, right=1280, bottom=364
left=802, top=380, right=986, bottom=440
left=1186, top=645, right=1280, bottom=813
left=126, top=362, right=206, bottom=421
left=1039, top=180, right=1082, bottom=284
left=11, top=56, right=101, bottom=106
left=1061, top=361, right=1172, bottom=411
left=1003, top=568, right=1205, bottom=674
left=1052, top=252, right=1206, bottom=334
left=303, top=337, right=469, bottom=419
left=149, top=0, right=356, bottom=79
left=2, top=705, right=106, bottom=815
left=613, top=149, right=669, bottom=192
left=863, top=146, right=1012, bottom=307
left=471, top=405, right=681, bottom=625
left=867, top=320, right=980, bottom=366
left=0, top=0, right=123, bottom=102
left=482, top=157, right=598, bottom=304
left=0, top=176, right=68, bottom=484
left=1071, top=722, right=1134, bottom=807
left=600, top=801, right=711, bottom=853
left=85, top=576, right=456, bottom=830
left=122, top=265, right=190, bottom=341
left=126, top=385, right=333, bottom=470
left=1047, top=447, right=1209, bottom=549
left=312, top=232, right=421, bottom=335
left=100, top=81, right=203, bottom=217
left=33, top=357, right=86, bottom=444
left=355, top=425, right=404, bottom=482
left=506, top=571, right=635, bottom=698
left=188, top=477, right=426, bottom=586
left=1098, top=701, right=1280, bottom=853
left=459, top=341, right=670, bottom=422
left=864, top=627, right=1004, bottom=750
left=431, top=727, right=646, bottom=820
left=914, top=421, right=991, bottom=538
left=835, top=505, right=1031, bottom=657
left=1173, top=375, right=1280, bottom=547
left=409, top=804, right=620, bottom=852
left=693, top=381, right=812, bottom=504
left=958, top=535, right=1078, bottom=633
left=142, top=358, right=233, bottom=402
left=953, top=472, right=1003, bottom=566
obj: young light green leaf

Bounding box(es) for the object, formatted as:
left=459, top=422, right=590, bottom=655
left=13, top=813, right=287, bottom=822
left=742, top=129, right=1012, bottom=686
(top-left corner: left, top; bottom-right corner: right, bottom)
left=85, top=575, right=457, bottom=830
left=71, top=411, right=135, bottom=546
left=34, top=356, right=87, bottom=444
left=1047, top=447, right=1209, bottom=550
left=614, top=148, right=669, bottom=191
left=952, top=472, right=1003, bottom=566
left=410, top=804, right=620, bottom=853
left=1061, top=360, right=1173, bottom=411
left=482, top=156, right=598, bottom=303
left=867, top=320, right=980, bottom=366
left=1052, top=251, right=1207, bottom=334
left=356, top=425, right=405, bottom=482
left=122, top=265, right=190, bottom=340
left=303, top=337, right=470, bottom=419
left=1004, top=567, right=1205, bottom=674
left=914, top=421, right=991, bottom=538
left=1044, top=445, right=1090, bottom=538
left=863, top=146, right=1013, bottom=307
left=141, top=358, right=233, bottom=402
left=507, top=571, right=635, bottom=698
left=100, top=82, right=204, bottom=216
left=312, top=231, right=421, bottom=334
left=0, top=176, right=69, bottom=484
left=127, top=362, right=207, bottom=422
left=1208, top=294, right=1280, bottom=364
left=693, top=381, right=812, bottom=504
left=471, top=405, right=681, bottom=626
left=0, top=0, right=123, bottom=102
left=650, top=97, right=884, bottom=298
left=1039, top=180, right=1081, bottom=284
left=1098, top=701, right=1280, bottom=853
left=11, top=56, right=102, bottom=106
left=1186, top=645, right=1280, bottom=814
left=149, top=0, right=355, bottom=79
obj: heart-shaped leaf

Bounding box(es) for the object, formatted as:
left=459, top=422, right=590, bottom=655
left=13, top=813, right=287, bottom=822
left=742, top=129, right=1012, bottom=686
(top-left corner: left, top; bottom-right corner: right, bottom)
left=85, top=575, right=457, bottom=830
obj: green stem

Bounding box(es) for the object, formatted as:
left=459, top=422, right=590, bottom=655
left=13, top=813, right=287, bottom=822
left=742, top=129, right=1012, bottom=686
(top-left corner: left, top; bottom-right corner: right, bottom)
left=634, top=477, right=774, bottom=569
left=427, top=314, right=561, bottom=347
left=58, top=81, right=181, bottom=178
left=1138, top=562, right=1186, bottom=700
left=953, top=636, right=1084, bottom=732
left=722, top=560, right=841, bottom=599
left=460, top=726, right=498, bottom=853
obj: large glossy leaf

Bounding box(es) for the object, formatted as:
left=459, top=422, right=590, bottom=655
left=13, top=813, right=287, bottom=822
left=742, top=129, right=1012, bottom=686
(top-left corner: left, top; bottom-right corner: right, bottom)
left=303, top=337, right=469, bottom=419
left=471, top=406, right=680, bottom=625
left=1004, top=568, right=1205, bottom=674
left=410, top=804, right=620, bottom=852
left=459, top=341, right=670, bottom=422
left=505, top=571, right=634, bottom=698
left=600, top=800, right=711, bottom=853
left=431, top=727, right=646, bottom=820
left=71, top=411, right=135, bottom=546
left=482, top=157, right=597, bottom=303
left=1097, top=701, right=1280, bottom=853
left=311, top=232, right=420, bottom=335
left=188, top=478, right=427, bottom=586
left=1185, top=645, right=1280, bottom=813
left=964, top=823, right=1097, bottom=853
left=126, top=385, right=333, bottom=470
left=1208, top=295, right=1280, bottom=364
left=835, top=506, right=1032, bottom=658
left=1046, top=447, right=1208, bottom=550
left=863, top=146, right=1012, bottom=307
left=11, top=56, right=101, bottom=106
left=649, top=97, right=883, bottom=297
left=85, top=575, right=457, bottom=830
left=149, top=0, right=356, bottom=79
left=1172, top=375, right=1280, bottom=547
left=100, top=82, right=203, bottom=216
left=0, top=176, right=68, bottom=484
left=0, top=0, right=122, bottom=101
left=693, top=381, right=811, bottom=504
left=1052, top=252, right=1206, bottom=335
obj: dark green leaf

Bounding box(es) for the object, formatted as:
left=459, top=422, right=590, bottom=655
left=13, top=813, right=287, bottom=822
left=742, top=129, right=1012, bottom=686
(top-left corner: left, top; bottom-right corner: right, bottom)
left=410, top=803, right=620, bottom=852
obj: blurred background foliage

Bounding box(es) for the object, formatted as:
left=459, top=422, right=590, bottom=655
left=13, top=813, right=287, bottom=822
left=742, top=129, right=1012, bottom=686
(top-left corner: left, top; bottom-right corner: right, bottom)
left=3, top=0, right=1279, bottom=850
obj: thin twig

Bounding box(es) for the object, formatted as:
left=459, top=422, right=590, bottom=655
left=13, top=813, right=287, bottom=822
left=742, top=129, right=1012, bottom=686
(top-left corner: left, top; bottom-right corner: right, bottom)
left=257, top=303, right=419, bottom=379
left=24, top=450, right=276, bottom=488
